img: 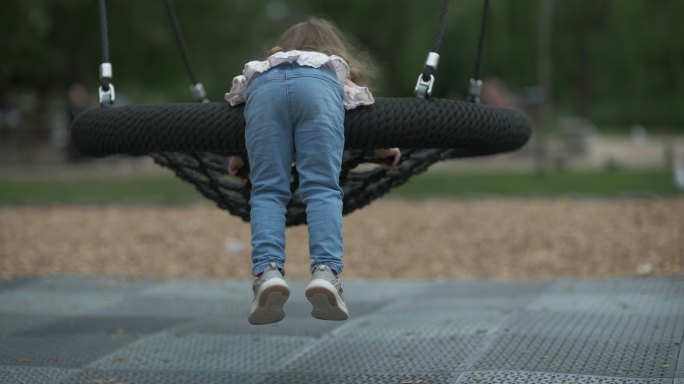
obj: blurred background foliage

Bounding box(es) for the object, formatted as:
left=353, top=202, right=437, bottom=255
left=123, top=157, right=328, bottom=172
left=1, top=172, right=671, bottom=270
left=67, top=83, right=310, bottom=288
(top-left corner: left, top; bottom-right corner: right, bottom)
left=1, top=0, right=683, bottom=129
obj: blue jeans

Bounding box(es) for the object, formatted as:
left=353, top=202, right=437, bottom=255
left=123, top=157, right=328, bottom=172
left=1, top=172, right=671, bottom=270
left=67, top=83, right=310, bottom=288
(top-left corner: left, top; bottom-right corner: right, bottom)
left=244, top=64, right=345, bottom=277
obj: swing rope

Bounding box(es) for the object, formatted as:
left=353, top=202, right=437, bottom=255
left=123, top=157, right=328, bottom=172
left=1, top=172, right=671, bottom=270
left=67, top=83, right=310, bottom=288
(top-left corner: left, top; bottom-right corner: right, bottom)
left=468, top=0, right=490, bottom=103
left=163, top=0, right=208, bottom=103
left=97, top=0, right=114, bottom=107
left=415, top=0, right=452, bottom=99
left=432, top=0, right=452, bottom=53
left=98, top=0, right=110, bottom=65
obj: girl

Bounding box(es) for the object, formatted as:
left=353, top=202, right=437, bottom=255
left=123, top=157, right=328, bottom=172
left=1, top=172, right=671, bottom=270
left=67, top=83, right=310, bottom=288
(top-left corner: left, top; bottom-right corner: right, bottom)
left=225, top=18, right=400, bottom=325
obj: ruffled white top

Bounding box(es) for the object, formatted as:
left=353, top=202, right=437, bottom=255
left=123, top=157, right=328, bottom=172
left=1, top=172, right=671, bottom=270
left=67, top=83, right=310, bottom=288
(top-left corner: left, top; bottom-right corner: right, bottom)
left=225, top=50, right=374, bottom=110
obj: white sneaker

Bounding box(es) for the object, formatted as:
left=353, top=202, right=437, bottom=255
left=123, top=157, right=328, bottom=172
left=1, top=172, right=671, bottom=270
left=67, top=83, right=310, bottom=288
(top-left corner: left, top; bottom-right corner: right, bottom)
left=305, top=265, right=349, bottom=321
left=248, top=263, right=290, bottom=325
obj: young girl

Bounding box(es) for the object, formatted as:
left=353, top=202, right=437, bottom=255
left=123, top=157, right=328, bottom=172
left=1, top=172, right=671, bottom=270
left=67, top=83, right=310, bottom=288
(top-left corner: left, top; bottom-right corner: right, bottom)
left=225, top=18, right=400, bottom=325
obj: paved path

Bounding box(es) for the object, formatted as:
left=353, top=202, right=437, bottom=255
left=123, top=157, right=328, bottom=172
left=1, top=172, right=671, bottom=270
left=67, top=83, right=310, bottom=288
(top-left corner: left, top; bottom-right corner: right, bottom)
left=1, top=276, right=683, bottom=383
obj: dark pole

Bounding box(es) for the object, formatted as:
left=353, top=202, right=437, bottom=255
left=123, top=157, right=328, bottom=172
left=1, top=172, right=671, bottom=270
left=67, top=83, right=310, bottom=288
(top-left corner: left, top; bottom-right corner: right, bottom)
left=536, top=0, right=554, bottom=174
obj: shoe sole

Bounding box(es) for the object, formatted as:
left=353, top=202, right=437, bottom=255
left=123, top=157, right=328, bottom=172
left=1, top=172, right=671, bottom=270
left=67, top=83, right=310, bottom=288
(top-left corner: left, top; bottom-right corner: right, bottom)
left=305, top=280, right=349, bottom=321
left=249, top=280, right=290, bottom=325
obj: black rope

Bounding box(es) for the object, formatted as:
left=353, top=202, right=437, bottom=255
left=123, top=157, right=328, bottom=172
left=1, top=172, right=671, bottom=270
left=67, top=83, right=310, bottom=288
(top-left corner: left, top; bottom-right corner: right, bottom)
left=471, top=0, right=491, bottom=82
left=98, top=0, right=110, bottom=63
left=432, top=0, right=452, bottom=53
left=422, top=0, right=452, bottom=81
left=163, top=0, right=201, bottom=86
left=98, top=0, right=110, bottom=89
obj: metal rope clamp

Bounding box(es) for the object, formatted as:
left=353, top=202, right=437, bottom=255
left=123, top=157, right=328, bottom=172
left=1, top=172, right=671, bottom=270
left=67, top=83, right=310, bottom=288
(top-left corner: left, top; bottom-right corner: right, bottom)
left=190, top=82, right=209, bottom=103
left=98, top=63, right=116, bottom=107
left=415, top=52, right=440, bottom=99
left=468, top=78, right=483, bottom=103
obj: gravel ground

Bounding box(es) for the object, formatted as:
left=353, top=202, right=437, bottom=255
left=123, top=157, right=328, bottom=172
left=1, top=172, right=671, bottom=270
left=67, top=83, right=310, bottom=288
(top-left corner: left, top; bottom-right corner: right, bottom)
left=1, top=199, right=682, bottom=282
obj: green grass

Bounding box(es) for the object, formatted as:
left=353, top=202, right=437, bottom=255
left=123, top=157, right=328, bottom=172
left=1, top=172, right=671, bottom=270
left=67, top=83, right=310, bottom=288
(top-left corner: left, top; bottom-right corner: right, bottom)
left=0, top=176, right=202, bottom=205
left=0, top=169, right=679, bottom=205
left=390, top=169, right=679, bottom=199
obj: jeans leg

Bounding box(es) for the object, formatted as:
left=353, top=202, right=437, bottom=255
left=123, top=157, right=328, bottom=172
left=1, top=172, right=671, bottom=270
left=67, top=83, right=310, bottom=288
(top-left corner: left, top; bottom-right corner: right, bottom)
left=244, top=78, right=293, bottom=276
left=290, top=75, right=345, bottom=274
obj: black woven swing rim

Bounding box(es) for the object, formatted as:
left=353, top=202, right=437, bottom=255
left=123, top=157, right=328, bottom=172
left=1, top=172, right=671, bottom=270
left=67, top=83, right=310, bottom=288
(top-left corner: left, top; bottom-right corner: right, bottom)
left=71, top=97, right=531, bottom=158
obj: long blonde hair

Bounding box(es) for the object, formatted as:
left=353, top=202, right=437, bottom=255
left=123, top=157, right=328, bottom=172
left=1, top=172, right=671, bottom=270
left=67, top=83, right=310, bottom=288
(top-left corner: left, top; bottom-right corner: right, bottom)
left=268, top=18, right=373, bottom=85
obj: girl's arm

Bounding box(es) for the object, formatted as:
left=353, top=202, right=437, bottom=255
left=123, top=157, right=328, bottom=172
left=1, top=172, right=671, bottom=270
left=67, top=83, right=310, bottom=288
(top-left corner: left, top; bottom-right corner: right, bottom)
left=228, top=156, right=249, bottom=186
left=374, top=147, right=401, bottom=169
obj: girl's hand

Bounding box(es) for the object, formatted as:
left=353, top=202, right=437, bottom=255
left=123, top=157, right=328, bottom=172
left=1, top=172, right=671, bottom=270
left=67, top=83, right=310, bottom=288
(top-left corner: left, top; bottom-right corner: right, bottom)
left=228, top=155, right=249, bottom=186
left=374, top=148, right=401, bottom=169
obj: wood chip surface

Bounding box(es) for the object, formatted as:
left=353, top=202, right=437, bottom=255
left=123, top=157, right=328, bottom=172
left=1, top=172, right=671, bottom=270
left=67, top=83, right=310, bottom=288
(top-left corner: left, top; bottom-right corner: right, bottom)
left=1, top=199, right=682, bottom=282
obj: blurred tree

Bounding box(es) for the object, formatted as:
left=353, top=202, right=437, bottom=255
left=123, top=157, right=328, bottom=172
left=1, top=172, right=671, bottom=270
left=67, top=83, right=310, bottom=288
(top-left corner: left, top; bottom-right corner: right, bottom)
left=1, top=0, right=682, bottom=128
